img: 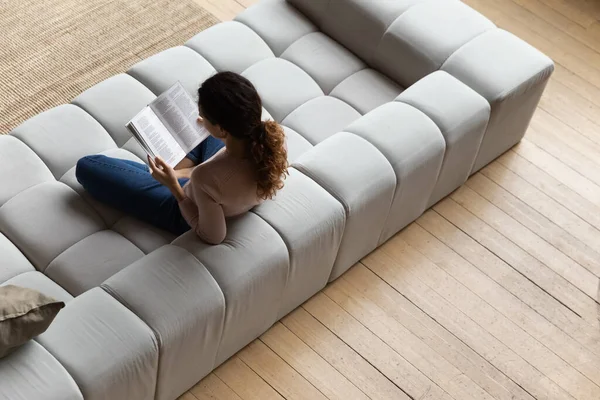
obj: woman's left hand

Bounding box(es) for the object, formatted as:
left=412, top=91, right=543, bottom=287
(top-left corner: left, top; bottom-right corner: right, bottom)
left=148, top=156, right=180, bottom=190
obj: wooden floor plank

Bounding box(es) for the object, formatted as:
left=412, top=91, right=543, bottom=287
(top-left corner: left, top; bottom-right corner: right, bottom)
left=236, top=340, right=328, bottom=400
left=190, top=373, right=243, bottom=400
left=497, top=150, right=600, bottom=232
left=302, top=293, right=454, bottom=400
left=523, top=129, right=600, bottom=191
left=342, top=265, right=534, bottom=400
left=213, top=356, right=284, bottom=400
left=434, top=197, right=600, bottom=323
left=400, top=222, right=600, bottom=387
left=512, top=140, right=600, bottom=208
left=416, top=210, right=600, bottom=358
left=552, top=63, right=600, bottom=111
left=259, top=323, right=370, bottom=400
left=378, top=234, right=600, bottom=400
left=539, top=0, right=597, bottom=27
left=539, top=81, right=600, bottom=147
left=282, top=307, right=411, bottom=400
left=528, top=112, right=600, bottom=182
left=539, top=0, right=600, bottom=27
left=480, top=161, right=600, bottom=255
left=464, top=173, right=600, bottom=278
left=362, top=249, right=574, bottom=400
left=451, top=185, right=599, bottom=298
left=324, top=277, right=498, bottom=400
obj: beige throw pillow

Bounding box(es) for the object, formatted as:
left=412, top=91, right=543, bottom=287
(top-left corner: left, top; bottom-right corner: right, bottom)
left=0, top=285, right=65, bottom=358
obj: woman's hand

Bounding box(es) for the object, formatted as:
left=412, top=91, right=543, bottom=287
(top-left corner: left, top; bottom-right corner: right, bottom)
left=148, top=156, right=186, bottom=201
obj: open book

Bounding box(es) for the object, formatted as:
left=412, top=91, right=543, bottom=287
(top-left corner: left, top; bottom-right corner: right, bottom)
left=126, top=81, right=210, bottom=167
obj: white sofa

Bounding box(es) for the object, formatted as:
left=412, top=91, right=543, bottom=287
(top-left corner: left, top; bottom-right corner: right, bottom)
left=0, top=1, right=553, bottom=399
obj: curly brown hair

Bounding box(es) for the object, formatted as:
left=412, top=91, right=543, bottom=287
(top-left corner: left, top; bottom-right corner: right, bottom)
left=198, top=72, right=288, bottom=199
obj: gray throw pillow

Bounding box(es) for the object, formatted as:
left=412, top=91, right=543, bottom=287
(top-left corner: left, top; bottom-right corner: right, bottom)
left=0, top=285, right=65, bottom=358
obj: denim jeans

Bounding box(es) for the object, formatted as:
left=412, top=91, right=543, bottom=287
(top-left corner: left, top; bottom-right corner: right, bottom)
left=76, top=136, right=224, bottom=235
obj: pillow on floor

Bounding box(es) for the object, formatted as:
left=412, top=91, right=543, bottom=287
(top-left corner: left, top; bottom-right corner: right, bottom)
left=0, top=285, right=65, bottom=358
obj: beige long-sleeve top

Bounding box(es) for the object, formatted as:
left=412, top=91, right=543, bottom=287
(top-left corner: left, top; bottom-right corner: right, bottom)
left=178, top=148, right=260, bottom=244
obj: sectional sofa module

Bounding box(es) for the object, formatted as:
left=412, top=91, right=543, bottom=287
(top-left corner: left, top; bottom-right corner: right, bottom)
left=0, top=0, right=553, bottom=399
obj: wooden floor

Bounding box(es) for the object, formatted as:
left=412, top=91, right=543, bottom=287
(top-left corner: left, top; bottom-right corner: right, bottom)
left=183, top=1, right=600, bottom=399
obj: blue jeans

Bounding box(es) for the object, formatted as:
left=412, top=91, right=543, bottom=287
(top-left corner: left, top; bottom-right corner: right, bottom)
left=76, top=137, right=224, bottom=235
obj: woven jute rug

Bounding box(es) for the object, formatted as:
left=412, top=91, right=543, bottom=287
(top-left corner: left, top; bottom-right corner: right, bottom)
left=0, top=0, right=219, bottom=134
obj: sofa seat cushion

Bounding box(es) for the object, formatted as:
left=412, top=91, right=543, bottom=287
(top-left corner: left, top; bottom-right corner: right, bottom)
left=1, top=272, right=73, bottom=304
left=0, top=182, right=105, bottom=271
left=282, top=96, right=361, bottom=144
left=281, top=32, right=366, bottom=94
left=111, top=217, right=176, bottom=255
left=330, top=69, right=404, bottom=115
left=0, top=341, right=82, bottom=400
left=10, top=104, right=117, bottom=179
left=72, top=74, right=156, bottom=147
left=0, top=234, right=34, bottom=284
left=242, top=58, right=323, bottom=122
left=37, top=288, right=158, bottom=400
left=45, top=230, right=144, bottom=297
left=282, top=126, right=313, bottom=163
left=0, top=135, right=54, bottom=206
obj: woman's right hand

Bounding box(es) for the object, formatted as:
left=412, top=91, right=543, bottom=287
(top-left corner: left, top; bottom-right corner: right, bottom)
left=148, top=156, right=178, bottom=187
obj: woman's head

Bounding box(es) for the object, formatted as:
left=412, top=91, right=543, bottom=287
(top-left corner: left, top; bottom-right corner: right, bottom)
left=198, top=71, right=288, bottom=199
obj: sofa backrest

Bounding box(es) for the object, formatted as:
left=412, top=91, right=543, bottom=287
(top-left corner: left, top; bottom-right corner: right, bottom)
left=288, top=0, right=420, bottom=64
left=287, top=0, right=496, bottom=88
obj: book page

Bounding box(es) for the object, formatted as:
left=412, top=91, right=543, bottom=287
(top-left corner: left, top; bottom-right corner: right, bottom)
left=151, top=82, right=210, bottom=154
left=129, top=107, right=186, bottom=167
left=127, top=123, right=155, bottom=158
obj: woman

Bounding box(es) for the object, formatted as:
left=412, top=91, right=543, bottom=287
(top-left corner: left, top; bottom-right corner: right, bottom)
left=76, top=72, right=288, bottom=244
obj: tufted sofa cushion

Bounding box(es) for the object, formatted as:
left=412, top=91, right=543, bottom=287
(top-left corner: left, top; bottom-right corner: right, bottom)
left=0, top=341, right=82, bottom=400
